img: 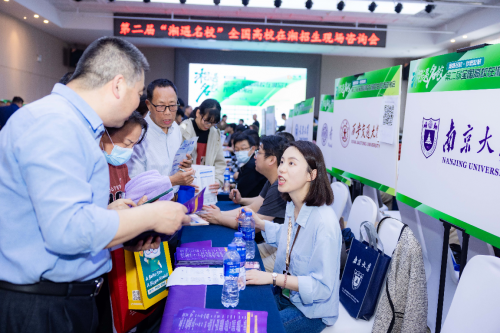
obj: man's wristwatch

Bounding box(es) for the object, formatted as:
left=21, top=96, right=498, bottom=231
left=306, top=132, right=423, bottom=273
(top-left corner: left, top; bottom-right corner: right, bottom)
left=272, top=272, right=278, bottom=287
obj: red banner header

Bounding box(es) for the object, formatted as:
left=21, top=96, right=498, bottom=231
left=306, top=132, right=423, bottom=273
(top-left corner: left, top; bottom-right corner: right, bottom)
left=114, top=18, right=386, bottom=48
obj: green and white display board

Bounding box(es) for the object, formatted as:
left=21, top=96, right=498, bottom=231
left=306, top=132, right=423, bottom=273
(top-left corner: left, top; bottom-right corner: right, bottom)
left=317, top=95, right=335, bottom=171
left=331, top=65, right=402, bottom=193
left=397, top=44, right=500, bottom=247
left=285, top=109, right=293, bottom=133
left=292, top=97, right=315, bottom=142
left=265, top=106, right=276, bottom=136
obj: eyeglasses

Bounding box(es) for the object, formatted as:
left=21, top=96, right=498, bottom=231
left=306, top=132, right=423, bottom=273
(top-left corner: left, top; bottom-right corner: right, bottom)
left=254, top=149, right=265, bottom=156
left=149, top=101, right=180, bottom=113
left=201, top=118, right=217, bottom=126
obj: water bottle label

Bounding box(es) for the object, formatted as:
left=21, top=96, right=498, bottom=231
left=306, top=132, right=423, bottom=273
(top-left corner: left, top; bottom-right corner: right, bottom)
left=224, top=175, right=230, bottom=181
left=224, top=263, right=240, bottom=277
left=243, top=228, right=255, bottom=241
left=236, top=246, right=246, bottom=262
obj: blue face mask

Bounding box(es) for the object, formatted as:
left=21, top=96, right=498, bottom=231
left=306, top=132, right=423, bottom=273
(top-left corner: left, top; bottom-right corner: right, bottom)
left=235, top=150, right=252, bottom=165
left=102, top=131, right=133, bottom=166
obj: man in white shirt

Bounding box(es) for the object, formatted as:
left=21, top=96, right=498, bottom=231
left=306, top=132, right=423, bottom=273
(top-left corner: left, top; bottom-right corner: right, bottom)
left=127, top=79, right=195, bottom=187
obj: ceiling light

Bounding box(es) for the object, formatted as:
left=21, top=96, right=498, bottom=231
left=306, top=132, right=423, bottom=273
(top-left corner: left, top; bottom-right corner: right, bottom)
left=463, top=35, right=468, bottom=39
left=337, top=1, right=345, bottom=11
left=34, top=14, right=39, bottom=18
left=4, top=0, right=9, bottom=2
left=305, top=0, right=313, bottom=9
left=214, top=0, right=220, bottom=5
left=24, top=17, right=27, bottom=19
left=368, top=1, right=377, bottom=12
left=274, top=0, right=281, bottom=7
left=425, top=4, right=435, bottom=13
left=451, top=39, right=456, bottom=43
left=43, top=20, right=49, bottom=24
left=242, top=0, right=249, bottom=6
left=395, top=2, right=403, bottom=13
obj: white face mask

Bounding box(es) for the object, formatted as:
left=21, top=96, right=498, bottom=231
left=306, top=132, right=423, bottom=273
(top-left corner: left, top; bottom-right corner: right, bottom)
left=235, top=150, right=252, bottom=164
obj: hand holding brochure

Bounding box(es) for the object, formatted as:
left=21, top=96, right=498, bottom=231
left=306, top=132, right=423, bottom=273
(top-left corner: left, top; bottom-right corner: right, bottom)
left=124, top=188, right=205, bottom=247
left=192, top=165, right=218, bottom=206
left=170, top=137, right=198, bottom=176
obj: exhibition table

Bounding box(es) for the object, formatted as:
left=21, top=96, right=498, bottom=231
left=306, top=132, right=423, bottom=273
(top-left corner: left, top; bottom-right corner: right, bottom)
left=177, top=201, right=286, bottom=333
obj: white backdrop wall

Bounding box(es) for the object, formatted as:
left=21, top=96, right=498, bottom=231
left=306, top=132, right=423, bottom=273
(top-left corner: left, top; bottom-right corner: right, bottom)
left=0, top=11, right=69, bottom=103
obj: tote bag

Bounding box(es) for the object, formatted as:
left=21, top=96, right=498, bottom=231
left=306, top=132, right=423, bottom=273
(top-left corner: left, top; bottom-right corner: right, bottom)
left=339, top=221, right=391, bottom=320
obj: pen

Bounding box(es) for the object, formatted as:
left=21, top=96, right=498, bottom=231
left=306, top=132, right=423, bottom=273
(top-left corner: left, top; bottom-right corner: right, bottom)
left=142, top=188, right=174, bottom=204
left=179, top=168, right=197, bottom=178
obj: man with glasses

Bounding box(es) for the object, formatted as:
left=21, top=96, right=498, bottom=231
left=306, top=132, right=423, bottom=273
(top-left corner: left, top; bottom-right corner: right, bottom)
left=127, top=79, right=195, bottom=188
left=231, top=132, right=267, bottom=198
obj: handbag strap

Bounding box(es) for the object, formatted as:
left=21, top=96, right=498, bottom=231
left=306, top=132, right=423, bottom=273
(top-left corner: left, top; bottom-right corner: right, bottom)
left=359, top=221, right=385, bottom=253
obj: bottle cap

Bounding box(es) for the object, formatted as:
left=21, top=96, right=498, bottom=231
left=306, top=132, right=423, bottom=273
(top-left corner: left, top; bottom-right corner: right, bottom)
left=235, top=232, right=243, bottom=237
left=228, top=243, right=236, bottom=251
left=245, top=212, right=252, bottom=216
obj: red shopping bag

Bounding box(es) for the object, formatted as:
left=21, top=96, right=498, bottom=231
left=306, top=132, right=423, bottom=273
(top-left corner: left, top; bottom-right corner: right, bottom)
left=108, top=248, right=160, bottom=333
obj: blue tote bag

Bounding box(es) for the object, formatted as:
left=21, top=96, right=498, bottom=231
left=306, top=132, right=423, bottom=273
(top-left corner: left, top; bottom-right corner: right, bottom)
left=339, top=221, right=391, bottom=320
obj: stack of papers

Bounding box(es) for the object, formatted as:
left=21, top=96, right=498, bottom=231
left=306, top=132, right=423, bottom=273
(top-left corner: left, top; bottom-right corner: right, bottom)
left=166, top=267, right=224, bottom=287
left=175, top=247, right=227, bottom=266
left=171, top=307, right=268, bottom=333
left=189, top=214, right=209, bottom=226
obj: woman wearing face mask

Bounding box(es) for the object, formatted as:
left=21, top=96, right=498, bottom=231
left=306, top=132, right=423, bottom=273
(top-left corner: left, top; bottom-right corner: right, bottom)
left=100, top=111, right=149, bottom=211
left=232, top=132, right=267, bottom=198
left=179, top=99, right=225, bottom=193
left=243, top=141, right=341, bottom=333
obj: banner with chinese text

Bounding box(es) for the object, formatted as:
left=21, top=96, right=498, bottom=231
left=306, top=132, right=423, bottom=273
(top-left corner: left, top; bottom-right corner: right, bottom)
left=318, top=95, right=335, bottom=172
left=397, top=44, right=500, bottom=247
left=331, top=66, right=402, bottom=194
left=265, top=106, right=276, bottom=136
left=292, top=97, right=315, bottom=142
left=285, top=109, right=293, bottom=134
left=114, top=17, right=386, bottom=48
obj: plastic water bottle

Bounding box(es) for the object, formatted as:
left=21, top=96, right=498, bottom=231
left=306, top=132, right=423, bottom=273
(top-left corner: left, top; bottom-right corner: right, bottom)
left=223, top=168, right=231, bottom=193
left=242, top=212, right=255, bottom=259
left=222, top=243, right=240, bottom=308
left=237, top=209, right=246, bottom=233
left=232, top=232, right=246, bottom=291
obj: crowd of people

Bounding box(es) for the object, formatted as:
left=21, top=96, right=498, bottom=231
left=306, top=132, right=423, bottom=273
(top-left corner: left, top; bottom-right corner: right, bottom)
left=0, top=36, right=341, bottom=333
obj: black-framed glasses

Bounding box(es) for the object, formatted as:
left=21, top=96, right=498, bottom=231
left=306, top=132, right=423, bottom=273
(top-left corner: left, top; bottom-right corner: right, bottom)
left=149, top=101, right=180, bottom=113
left=201, top=117, right=218, bottom=126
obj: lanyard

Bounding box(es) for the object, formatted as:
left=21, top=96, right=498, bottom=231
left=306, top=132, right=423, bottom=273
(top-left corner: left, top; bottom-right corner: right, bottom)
left=284, top=216, right=301, bottom=275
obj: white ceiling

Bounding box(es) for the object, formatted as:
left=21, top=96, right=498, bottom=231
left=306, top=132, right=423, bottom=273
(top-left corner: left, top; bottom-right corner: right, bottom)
left=2, top=0, right=500, bottom=58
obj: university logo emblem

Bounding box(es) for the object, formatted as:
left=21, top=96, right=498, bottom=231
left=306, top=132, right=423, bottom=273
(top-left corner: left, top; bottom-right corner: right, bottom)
left=321, top=123, right=328, bottom=146
left=340, top=119, right=350, bottom=148
left=421, top=118, right=440, bottom=158
left=352, top=269, right=364, bottom=290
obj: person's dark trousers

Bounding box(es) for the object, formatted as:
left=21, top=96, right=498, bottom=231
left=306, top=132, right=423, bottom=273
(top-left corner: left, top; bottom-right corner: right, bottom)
left=0, top=288, right=98, bottom=333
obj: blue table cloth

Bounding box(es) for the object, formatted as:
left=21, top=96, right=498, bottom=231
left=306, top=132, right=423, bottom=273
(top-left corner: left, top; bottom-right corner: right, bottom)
left=179, top=201, right=286, bottom=333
